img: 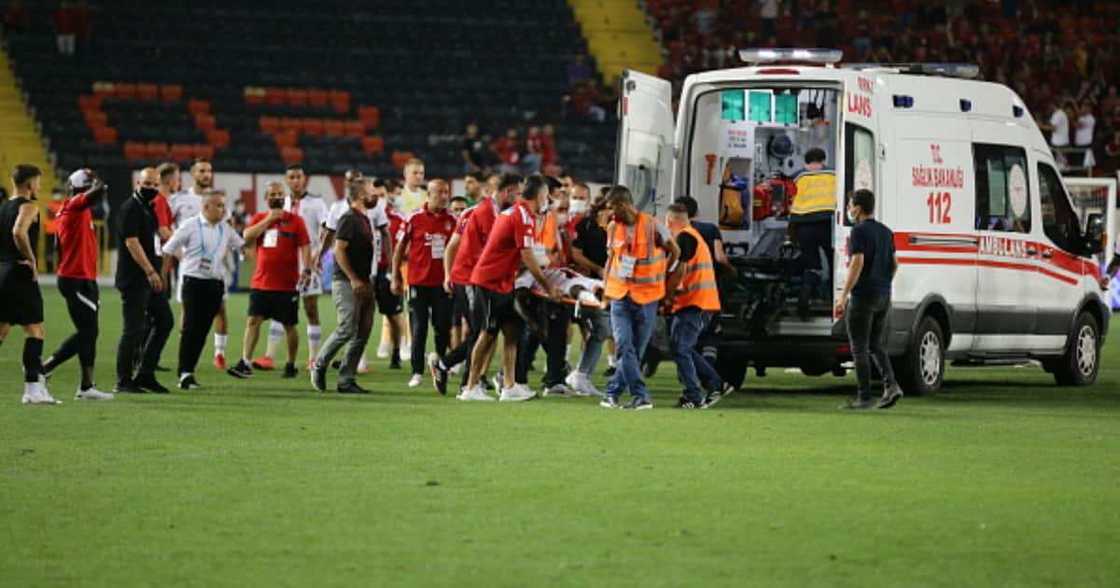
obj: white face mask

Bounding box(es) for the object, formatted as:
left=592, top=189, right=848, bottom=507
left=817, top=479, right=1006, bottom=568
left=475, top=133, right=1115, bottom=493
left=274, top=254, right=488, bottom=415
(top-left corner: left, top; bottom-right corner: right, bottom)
left=391, top=196, right=403, bottom=209
left=570, top=199, right=588, bottom=215
left=556, top=213, right=569, bottom=225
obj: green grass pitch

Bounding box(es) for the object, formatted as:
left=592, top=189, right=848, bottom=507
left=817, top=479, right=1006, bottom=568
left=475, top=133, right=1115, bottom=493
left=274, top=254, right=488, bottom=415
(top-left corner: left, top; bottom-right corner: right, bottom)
left=2, top=286, right=1119, bottom=586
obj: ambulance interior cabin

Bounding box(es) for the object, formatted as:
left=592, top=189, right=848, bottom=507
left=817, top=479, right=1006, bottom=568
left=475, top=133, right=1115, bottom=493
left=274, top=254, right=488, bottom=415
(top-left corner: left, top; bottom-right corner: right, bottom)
left=686, top=85, right=841, bottom=331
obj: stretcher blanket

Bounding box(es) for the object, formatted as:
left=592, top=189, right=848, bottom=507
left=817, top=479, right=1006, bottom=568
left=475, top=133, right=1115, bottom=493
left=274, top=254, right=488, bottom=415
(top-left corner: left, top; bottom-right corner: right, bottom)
left=515, top=267, right=605, bottom=309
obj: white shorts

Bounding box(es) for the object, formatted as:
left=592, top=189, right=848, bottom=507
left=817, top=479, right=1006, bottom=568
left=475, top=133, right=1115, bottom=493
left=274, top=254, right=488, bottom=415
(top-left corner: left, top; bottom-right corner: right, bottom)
left=299, top=272, right=323, bottom=298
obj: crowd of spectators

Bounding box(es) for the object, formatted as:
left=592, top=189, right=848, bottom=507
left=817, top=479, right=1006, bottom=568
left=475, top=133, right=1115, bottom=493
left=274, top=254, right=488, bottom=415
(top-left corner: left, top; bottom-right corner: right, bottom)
left=459, top=122, right=561, bottom=177
left=645, top=0, right=1120, bottom=175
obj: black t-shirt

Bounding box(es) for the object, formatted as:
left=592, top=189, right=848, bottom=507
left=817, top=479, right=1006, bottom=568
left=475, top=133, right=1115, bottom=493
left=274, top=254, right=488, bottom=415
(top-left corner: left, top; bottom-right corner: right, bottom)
left=849, top=218, right=895, bottom=297
left=692, top=221, right=721, bottom=259
left=333, top=208, right=374, bottom=282
left=676, top=231, right=698, bottom=264
left=0, top=197, right=37, bottom=264
left=115, top=195, right=158, bottom=290
left=461, top=136, right=488, bottom=167
left=572, top=215, right=608, bottom=269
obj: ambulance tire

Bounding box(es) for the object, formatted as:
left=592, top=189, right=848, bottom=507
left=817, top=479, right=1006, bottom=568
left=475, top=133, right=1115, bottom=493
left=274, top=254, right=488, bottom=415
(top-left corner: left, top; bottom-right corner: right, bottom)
left=1051, top=312, right=1100, bottom=387
left=895, top=316, right=945, bottom=396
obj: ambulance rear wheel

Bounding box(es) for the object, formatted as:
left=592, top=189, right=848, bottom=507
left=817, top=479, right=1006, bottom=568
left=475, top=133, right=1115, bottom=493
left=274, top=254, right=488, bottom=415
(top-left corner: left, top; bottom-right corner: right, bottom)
left=1053, top=312, right=1100, bottom=387
left=896, top=316, right=945, bottom=396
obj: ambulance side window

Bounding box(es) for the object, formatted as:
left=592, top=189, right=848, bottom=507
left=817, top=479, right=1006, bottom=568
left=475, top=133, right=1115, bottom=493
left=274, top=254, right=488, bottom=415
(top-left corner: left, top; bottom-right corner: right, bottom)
left=1037, top=163, right=1081, bottom=254
left=973, top=144, right=1031, bottom=234
left=843, top=124, right=875, bottom=227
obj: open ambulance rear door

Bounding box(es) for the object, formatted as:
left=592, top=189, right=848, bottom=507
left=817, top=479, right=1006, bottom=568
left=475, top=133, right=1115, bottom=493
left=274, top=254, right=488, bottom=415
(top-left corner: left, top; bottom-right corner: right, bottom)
left=615, top=70, right=675, bottom=215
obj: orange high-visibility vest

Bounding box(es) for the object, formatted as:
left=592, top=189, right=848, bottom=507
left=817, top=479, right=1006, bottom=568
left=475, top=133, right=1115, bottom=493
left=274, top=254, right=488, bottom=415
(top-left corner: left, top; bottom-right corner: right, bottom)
left=671, top=225, right=721, bottom=313
left=535, top=211, right=566, bottom=267
left=604, top=212, right=667, bottom=304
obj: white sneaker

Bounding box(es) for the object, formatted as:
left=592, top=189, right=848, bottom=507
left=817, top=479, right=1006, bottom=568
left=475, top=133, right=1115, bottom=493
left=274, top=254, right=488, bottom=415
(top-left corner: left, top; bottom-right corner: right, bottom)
left=376, top=342, right=391, bottom=359
left=408, top=373, right=423, bottom=388
left=459, top=385, right=495, bottom=402
left=75, top=387, right=114, bottom=401
left=565, top=371, right=602, bottom=397
left=543, top=383, right=575, bottom=397
left=22, top=382, right=61, bottom=405
left=500, top=385, right=536, bottom=402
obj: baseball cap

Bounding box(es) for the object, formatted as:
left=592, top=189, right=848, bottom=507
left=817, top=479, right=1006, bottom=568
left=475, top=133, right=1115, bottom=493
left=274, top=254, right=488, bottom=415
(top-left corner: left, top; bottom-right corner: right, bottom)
left=68, top=168, right=94, bottom=190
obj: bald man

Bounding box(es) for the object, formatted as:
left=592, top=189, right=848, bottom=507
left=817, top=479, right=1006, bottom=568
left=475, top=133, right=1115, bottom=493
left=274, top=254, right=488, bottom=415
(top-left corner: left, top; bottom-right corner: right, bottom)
left=115, top=167, right=173, bottom=394
left=392, top=179, right=456, bottom=388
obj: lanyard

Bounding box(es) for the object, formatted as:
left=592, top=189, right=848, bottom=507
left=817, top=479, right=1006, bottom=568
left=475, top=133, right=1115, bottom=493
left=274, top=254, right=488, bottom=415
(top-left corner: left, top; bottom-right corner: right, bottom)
left=196, top=217, right=224, bottom=260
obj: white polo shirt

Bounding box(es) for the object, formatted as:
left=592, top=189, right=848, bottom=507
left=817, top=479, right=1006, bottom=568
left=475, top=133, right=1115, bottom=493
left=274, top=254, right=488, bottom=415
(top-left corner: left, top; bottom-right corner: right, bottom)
left=285, top=193, right=328, bottom=249
left=161, top=214, right=244, bottom=281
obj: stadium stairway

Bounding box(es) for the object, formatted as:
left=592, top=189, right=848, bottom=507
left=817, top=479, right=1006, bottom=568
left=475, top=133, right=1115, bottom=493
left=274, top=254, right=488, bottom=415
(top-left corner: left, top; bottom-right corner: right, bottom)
left=568, top=0, right=663, bottom=84
left=0, top=49, right=58, bottom=191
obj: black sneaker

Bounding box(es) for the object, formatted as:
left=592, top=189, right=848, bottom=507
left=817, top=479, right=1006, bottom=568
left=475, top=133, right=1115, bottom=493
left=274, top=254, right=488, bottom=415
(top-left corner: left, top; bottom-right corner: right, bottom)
left=428, top=354, right=449, bottom=396
left=842, top=396, right=875, bottom=410
left=877, top=384, right=904, bottom=410
left=604, top=366, right=617, bottom=377
left=599, top=395, right=621, bottom=409
left=178, top=374, right=201, bottom=390
left=702, top=382, right=736, bottom=409
left=330, top=359, right=342, bottom=371
left=388, top=354, right=402, bottom=370
left=310, top=363, right=327, bottom=392
left=134, top=374, right=169, bottom=394
left=676, top=396, right=703, bottom=409
left=337, top=381, right=370, bottom=394
left=282, top=363, right=298, bottom=379
left=623, top=397, right=653, bottom=411
left=113, top=380, right=145, bottom=394
left=227, top=359, right=253, bottom=379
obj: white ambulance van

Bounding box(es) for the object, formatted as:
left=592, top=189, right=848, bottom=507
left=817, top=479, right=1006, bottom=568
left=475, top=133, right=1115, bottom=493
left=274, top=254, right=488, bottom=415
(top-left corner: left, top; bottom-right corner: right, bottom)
left=616, top=49, right=1108, bottom=394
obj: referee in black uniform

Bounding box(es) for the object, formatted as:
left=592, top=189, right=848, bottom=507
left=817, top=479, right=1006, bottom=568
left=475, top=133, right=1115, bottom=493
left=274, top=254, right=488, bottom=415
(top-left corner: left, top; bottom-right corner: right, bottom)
left=0, top=164, right=59, bottom=405
left=114, top=167, right=172, bottom=394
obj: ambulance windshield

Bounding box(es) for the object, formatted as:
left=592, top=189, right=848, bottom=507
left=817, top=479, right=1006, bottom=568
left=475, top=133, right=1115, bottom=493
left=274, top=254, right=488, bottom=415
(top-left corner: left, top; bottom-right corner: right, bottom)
left=685, top=86, right=840, bottom=256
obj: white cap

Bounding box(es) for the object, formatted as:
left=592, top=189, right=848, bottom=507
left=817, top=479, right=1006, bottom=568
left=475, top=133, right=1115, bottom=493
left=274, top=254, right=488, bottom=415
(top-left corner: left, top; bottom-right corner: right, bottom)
left=67, top=168, right=93, bottom=190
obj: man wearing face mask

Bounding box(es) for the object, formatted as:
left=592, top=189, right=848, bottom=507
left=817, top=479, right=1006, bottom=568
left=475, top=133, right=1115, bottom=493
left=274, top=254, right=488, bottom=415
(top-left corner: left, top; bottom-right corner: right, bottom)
left=430, top=173, right=522, bottom=397
left=568, top=181, right=591, bottom=226
left=567, top=188, right=613, bottom=397
left=600, top=186, right=680, bottom=410
left=393, top=179, right=456, bottom=389
left=160, top=191, right=245, bottom=391
left=228, top=182, right=312, bottom=380
left=312, top=177, right=378, bottom=394
left=114, top=167, right=172, bottom=394
left=515, top=177, right=576, bottom=397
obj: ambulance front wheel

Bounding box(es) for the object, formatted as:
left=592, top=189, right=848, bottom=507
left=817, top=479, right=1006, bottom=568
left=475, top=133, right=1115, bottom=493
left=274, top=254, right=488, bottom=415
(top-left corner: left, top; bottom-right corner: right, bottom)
left=1050, top=312, right=1100, bottom=387
left=895, top=316, right=946, bottom=396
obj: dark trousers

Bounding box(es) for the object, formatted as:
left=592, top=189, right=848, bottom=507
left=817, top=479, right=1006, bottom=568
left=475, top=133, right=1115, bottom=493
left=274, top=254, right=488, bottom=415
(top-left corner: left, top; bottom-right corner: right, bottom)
left=793, top=220, right=834, bottom=307
left=409, top=285, right=451, bottom=375
left=846, top=294, right=896, bottom=399
left=117, top=282, right=173, bottom=382
left=51, top=277, right=99, bottom=369
left=178, top=276, right=226, bottom=376
left=515, top=300, right=571, bottom=388
left=441, top=285, right=484, bottom=387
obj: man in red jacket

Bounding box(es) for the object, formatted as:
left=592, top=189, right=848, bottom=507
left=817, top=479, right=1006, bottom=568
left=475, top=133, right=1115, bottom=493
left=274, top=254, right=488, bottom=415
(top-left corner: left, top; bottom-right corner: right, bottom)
left=41, top=168, right=113, bottom=400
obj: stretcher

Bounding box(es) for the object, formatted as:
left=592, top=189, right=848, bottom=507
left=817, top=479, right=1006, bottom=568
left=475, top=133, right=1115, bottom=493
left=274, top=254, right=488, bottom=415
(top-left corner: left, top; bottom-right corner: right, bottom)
left=514, top=267, right=606, bottom=311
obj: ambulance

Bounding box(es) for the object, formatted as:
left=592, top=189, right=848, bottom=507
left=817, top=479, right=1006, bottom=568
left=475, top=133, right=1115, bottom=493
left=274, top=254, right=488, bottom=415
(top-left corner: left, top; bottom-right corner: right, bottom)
left=616, top=48, right=1109, bottom=394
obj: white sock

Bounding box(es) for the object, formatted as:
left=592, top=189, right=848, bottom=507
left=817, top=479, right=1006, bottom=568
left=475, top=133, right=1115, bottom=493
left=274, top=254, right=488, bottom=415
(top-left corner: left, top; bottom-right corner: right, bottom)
left=608, top=354, right=616, bottom=368
left=214, top=334, right=228, bottom=355
left=307, top=325, right=322, bottom=360
left=358, top=355, right=368, bottom=370
left=264, top=320, right=284, bottom=358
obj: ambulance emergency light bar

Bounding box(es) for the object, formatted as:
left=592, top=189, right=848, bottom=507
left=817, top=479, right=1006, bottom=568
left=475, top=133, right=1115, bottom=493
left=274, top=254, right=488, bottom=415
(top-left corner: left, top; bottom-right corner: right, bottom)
left=738, top=48, right=843, bottom=66
left=843, top=63, right=981, bottom=79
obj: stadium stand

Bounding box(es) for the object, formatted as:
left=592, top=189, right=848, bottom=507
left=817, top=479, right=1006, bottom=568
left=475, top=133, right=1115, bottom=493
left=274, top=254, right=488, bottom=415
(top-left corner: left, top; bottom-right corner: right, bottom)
left=1, top=0, right=620, bottom=183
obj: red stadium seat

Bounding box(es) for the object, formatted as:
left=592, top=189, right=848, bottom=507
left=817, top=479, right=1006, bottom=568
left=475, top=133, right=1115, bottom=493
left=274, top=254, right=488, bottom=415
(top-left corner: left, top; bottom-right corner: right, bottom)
left=193, top=144, right=215, bottom=160
left=93, top=127, right=118, bottom=145
left=329, top=90, right=350, bottom=114
left=358, top=105, right=380, bottom=130
left=187, top=99, right=210, bottom=116
left=137, top=83, right=159, bottom=102
left=344, top=120, right=364, bottom=138
left=244, top=86, right=266, bottom=107
left=123, top=141, right=146, bottom=162
left=280, top=146, right=304, bottom=165
left=78, top=94, right=102, bottom=111
left=170, top=143, right=194, bottom=162
left=288, top=88, right=309, bottom=108
left=194, top=114, right=217, bottom=132
left=324, top=119, right=344, bottom=137
left=302, top=118, right=324, bottom=136
left=273, top=130, right=298, bottom=148
left=146, top=142, right=169, bottom=159
left=308, top=88, right=329, bottom=109
left=160, top=84, right=183, bottom=103
left=280, top=117, right=302, bottom=134
left=114, top=83, right=137, bottom=101
left=205, top=129, right=230, bottom=149
left=259, top=116, right=281, bottom=135
left=266, top=87, right=286, bottom=107
left=361, top=136, right=384, bottom=157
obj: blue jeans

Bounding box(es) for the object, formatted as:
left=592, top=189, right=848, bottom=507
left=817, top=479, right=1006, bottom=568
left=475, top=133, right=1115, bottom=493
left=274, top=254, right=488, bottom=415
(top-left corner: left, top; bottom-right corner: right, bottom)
left=605, top=297, right=658, bottom=401
left=670, top=307, right=723, bottom=403
left=576, top=307, right=611, bottom=376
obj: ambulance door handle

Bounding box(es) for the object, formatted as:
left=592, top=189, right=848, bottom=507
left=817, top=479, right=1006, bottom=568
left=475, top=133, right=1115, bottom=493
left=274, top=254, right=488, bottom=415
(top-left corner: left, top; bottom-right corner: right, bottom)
left=1026, top=248, right=1038, bottom=257
left=1041, top=250, right=1053, bottom=259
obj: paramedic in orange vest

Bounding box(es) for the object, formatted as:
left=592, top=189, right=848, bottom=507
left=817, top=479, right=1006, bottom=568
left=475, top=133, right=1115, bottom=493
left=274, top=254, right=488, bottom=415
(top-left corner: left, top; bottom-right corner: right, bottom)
left=789, top=147, right=837, bottom=320
left=599, top=186, right=679, bottom=410
left=663, top=203, right=734, bottom=409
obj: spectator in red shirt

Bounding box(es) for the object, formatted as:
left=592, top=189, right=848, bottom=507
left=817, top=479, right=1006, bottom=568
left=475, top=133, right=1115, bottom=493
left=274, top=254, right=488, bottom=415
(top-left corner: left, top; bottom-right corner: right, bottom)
left=227, top=182, right=312, bottom=380
left=392, top=179, right=456, bottom=388
left=431, top=172, right=522, bottom=396
left=459, top=175, right=561, bottom=402
left=41, top=168, right=112, bottom=400
left=492, top=128, right=522, bottom=174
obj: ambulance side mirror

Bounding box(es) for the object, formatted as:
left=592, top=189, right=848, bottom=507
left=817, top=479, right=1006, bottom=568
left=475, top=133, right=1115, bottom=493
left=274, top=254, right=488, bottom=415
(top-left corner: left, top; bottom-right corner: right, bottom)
left=1084, top=213, right=1105, bottom=255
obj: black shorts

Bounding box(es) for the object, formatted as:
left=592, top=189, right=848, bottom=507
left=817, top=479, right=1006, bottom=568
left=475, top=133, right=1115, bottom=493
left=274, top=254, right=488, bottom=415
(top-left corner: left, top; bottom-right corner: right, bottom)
left=452, top=284, right=471, bottom=325
left=477, top=286, right=520, bottom=334
left=0, top=262, right=43, bottom=325
left=248, top=289, right=300, bottom=326
left=375, top=273, right=403, bottom=316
